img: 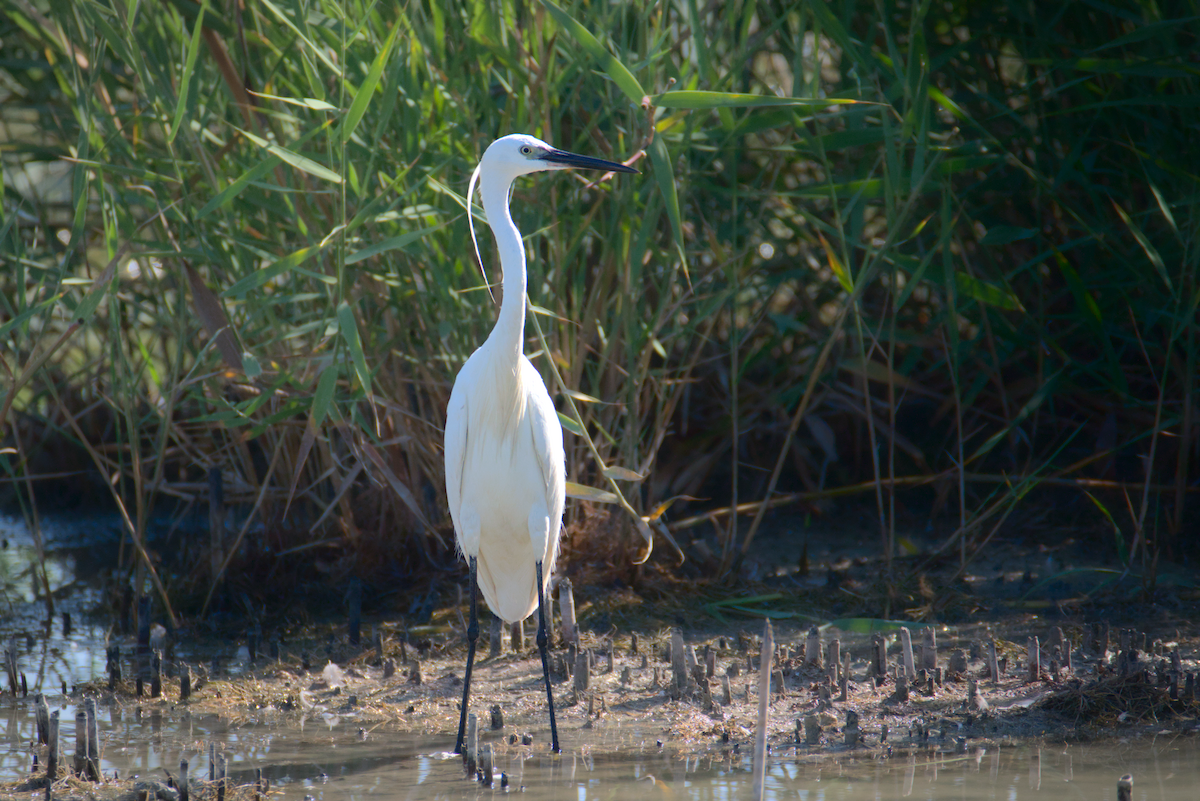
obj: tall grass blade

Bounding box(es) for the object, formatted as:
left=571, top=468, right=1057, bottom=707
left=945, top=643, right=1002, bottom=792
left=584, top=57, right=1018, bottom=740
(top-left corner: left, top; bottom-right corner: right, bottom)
left=168, top=2, right=206, bottom=144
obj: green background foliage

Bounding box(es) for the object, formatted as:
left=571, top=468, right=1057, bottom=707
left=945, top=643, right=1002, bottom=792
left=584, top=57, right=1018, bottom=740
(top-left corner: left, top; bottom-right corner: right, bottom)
left=0, top=0, right=1196, bottom=611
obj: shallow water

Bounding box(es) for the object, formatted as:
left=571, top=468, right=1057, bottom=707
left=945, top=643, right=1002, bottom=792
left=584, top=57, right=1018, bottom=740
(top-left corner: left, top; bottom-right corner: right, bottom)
left=3, top=695, right=1199, bottom=799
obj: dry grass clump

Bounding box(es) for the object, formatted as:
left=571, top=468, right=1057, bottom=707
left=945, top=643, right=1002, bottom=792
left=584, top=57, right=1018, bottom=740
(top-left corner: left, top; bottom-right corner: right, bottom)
left=1040, top=672, right=1200, bottom=727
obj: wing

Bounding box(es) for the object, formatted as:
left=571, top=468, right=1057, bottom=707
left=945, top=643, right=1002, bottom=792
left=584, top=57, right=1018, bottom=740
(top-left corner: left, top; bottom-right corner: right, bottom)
left=522, top=359, right=566, bottom=565
left=444, top=377, right=468, bottom=538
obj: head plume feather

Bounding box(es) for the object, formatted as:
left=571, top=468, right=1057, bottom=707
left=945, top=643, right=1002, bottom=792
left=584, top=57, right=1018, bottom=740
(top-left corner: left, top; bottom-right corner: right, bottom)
left=466, top=159, right=496, bottom=305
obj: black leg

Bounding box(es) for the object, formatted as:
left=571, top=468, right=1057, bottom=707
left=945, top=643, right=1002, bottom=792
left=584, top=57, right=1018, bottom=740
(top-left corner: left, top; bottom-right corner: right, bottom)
left=454, top=556, right=479, bottom=754
left=535, top=560, right=560, bottom=753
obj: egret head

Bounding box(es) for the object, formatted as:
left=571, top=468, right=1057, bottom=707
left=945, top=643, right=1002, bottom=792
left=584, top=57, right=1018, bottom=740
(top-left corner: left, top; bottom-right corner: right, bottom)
left=467, top=134, right=637, bottom=303
left=481, top=133, right=638, bottom=180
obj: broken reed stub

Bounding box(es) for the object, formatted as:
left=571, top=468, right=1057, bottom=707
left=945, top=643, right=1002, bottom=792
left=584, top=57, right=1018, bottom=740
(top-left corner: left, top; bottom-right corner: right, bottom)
left=948, top=649, right=968, bottom=679
left=968, top=679, right=989, bottom=712
left=805, top=626, right=821, bottom=668
left=1049, top=626, right=1064, bottom=657
left=480, top=743, right=494, bottom=787
left=871, top=633, right=888, bottom=679
left=988, top=640, right=1000, bottom=686
left=489, top=616, right=502, bottom=659
left=73, top=709, right=87, bottom=778
left=465, top=713, right=478, bottom=775
left=35, top=693, right=49, bottom=744
left=922, top=628, right=937, bottom=672
left=671, top=629, right=686, bottom=699
left=558, top=578, right=577, bottom=645
left=838, top=653, right=849, bottom=702
left=685, top=645, right=699, bottom=684
left=47, top=710, right=60, bottom=783
left=106, top=645, right=121, bottom=691
left=900, top=628, right=916, bottom=680
left=1117, top=774, right=1133, bottom=801
left=574, top=650, right=590, bottom=694
left=510, top=619, right=524, bottom=652
left=1092, top=621, right=1110, bottom=659
left=803, top=714, right=821, bottom=745
left=751, top=619, right=773, bottom=801
left=217, top=755, right=229, bottom=801
left=1028, top=636, right=1040, bottom=682
left=151, top=651, right=162, bottom=698
left=844, top=709, right=859, bottom=746
left=85, top=697, right=100, bottom=781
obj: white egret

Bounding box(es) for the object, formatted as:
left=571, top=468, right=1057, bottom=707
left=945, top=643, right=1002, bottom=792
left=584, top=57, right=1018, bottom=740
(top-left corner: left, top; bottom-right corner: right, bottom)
left=446, top=133, right=637, bottom=754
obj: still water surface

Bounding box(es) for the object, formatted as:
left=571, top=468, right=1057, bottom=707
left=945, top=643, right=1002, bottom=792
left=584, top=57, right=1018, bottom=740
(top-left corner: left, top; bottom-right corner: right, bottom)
left=2, top=697, right=1197, bottom=800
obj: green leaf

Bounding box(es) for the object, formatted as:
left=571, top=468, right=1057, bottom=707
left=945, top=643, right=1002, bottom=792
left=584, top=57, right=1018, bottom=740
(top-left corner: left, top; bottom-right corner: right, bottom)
left=345, top=224, right=440, bottom=264
left=650, top=90, right=855, bottom=109
left=822, top=618, right=929, bottom=634
left=1084, top=491, right=1127, bottom=566
left=239, top=127, right=342, bottom=184
left=80, top=3, right=134, bottom=68
left=337, top=300, right=372, bottom=398
left=241, top=351, right=262, bottom=379
left=0, top=293, right=62, bottom=340
left=197, top=155, right=282, bottom=219
left=73, top=254, right=118, bottom=324
left=956, top=273, right=1025, bottom=312
left=311, top=359, right=339, bottom=428
left=252, top=92, right=339, bottom=111
left=602, top=465, right=645, bottom=481
left=160, top=0, right=232, bottom=36
left=564, top=388, right=603, bottom=404
left=969, top=370, right=1062, bottom=463
left=341, top=21, right=401, bottom=145
left=564, top=481, right=619, bottom=504
left=537, top=0, right=644, bottom=103
left=981, top=225, right=1036, bottom=246
left=1056, top=253, right=1103, bottom=332
left=817, top=233, right=852, bottom=293
left=63, top=159, right=181, bottom=185
left=790, top=178, right=884, bottom=199
left=649, top=136, right=683, bottom=254
left=168, top=2, right=206, bottom=144
left=1111, top=199, right=1172, bottom=293
left=557, top=411, right=585, bottom=436
left=223, top=245, right=325, bottom=297
left=197, top=123, right=324, bottom=219
left=258, top=0, right=341, bottom=75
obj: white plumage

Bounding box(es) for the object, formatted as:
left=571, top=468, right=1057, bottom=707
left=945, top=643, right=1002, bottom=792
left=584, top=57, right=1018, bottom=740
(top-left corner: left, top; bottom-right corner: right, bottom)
left=445, top=350, right=564, bottom=622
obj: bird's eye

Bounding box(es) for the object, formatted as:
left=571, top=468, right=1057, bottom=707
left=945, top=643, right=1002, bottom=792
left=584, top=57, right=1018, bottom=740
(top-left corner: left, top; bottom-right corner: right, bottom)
left=520, top=146, right=532, bottom=155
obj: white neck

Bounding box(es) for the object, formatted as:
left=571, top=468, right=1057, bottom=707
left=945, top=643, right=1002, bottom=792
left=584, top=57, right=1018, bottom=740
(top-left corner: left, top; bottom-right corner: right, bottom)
left=479, top=170, right=525, bottom=361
